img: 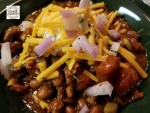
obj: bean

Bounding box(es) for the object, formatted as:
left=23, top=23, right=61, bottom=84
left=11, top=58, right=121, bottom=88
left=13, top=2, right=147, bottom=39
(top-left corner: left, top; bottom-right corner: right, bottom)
left=49, top=99, right=64, bottom=113
left=29, top=79, right=42, bottom=89
left=52, top=70, right=64, bottom=87
left=65, top=106, right=76, bottom=113
left=36, top=86, right=54, bottom=99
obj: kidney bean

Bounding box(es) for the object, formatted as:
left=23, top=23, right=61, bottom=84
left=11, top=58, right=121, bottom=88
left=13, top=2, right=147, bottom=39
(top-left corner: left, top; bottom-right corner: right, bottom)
left=96, top=55, right=120, bottom=84
left=114, top=68, right=139, bottom=96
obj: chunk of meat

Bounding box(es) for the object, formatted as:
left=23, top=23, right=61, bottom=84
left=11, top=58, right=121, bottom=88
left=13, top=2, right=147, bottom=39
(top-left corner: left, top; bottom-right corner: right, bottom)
left=114, top=89, right=144, bottom=106
left=96, top=55, right=120, bottom=84
left=77, top=98, right=87, bottom=109
left=76, top=73, right=93, bottom=90
left=64, top=67, right=74, bottom=84
left=72, top=62, right=83, bottom=74
left=125, top=30, right=145, bottom=52
left=129, top=38, right=145, bottom=52
left=66, top=84, right=74, bottom=98
left=126, top=30, right=139, bottom=39
left=20, top=28, right=32, bottom=41
left=10, top=83, right=29, bottom=93
left=47, top=99, right=64, bottom=113
left=114, top=68, right=139, bottom=96
left=25, top=10, right=41, bottom=23
left=10, top=41, right=22, bottom=55
left=90, top=105, right=104, bottom=113
left=86, top=96, right=98, bottom=105
left=57, top=85, right=66, bottom=100
left=3, top=26, right=22, bottom=42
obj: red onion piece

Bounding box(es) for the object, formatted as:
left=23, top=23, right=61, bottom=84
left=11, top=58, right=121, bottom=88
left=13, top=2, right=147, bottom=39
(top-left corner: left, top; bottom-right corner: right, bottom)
left=60, top=10, right=78, bottom=37
left=85, top=81, right=113, bottom=96
left=79, top=104, right=89, bottom=113
left=72, top=35, right=98, bottom=58
left=19, top=21, right=30, bottom=31
left=79, top=0, right=90, bottom=9
left=1, top=42, right=12, bottom=80
left=109, top=30, right=121, bottom=40
left=96, top=14, right=107, bottom=30
left=72, top=37, right=82, bottom=52
left=34, top=37, right=53, bottom=57
left=109, top=42, right=120, bottom=56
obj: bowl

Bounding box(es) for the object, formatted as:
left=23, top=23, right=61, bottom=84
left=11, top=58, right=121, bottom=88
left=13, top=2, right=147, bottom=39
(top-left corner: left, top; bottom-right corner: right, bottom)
left=0, top=0, right=150, bottom=113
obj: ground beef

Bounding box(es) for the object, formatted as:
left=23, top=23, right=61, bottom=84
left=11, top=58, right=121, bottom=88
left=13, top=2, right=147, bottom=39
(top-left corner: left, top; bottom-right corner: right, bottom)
left=3, top=26, right=22, bottom=42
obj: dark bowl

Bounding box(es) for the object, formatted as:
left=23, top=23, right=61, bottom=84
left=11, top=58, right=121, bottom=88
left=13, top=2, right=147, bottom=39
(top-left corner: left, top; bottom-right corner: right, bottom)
left=0, top=0, right=150, bottom=113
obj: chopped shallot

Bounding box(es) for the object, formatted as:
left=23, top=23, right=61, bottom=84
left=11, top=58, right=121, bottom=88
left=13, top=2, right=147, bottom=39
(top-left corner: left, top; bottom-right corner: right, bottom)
left=19, top=21, right=31, bottom=31
left=1, top=42, right=12, bottom=80
left=96, top=14, right=107, bottom=30
left=72, top=35, right=98, bottom=58
left=60, top=10, right=78, bottom=37
left=79, top=0, right=90, bottom=9
left=34, top=37, right=53, bottom=57
left=109, top=42, right=120, bottom=56
left=85, top=81, right=113, bottom=96
left=109, top=30, right=121, bottom=40
left=79, top=104, right=89, bottom=113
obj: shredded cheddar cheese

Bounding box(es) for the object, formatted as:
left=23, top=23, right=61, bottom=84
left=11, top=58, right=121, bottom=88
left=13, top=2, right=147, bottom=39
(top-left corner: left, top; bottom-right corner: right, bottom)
left=13, top=1, right=147, bottom=90
left=46, top=70, right=59, bottom=80
left=106, top=11, right=118, bottom=29
left=36, top=53, right=69, bottom=82
left=7, top=77, right=17, bottom=86
left=90, top=2, right=105, bottom=9
left=38, top=61, right=47, bottom=72
left=68, top=58, right=76, bottom=70
left=14, top=42, right=30, bottom=67
left=83, top=70, right=99, bottom=82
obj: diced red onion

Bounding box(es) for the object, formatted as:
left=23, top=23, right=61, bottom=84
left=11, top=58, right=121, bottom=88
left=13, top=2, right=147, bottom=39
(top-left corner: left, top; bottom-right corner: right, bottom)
left=79, top=0, right=90, bottom=9
left=72, top=37, right=82, bottom=52
left=85, top=81, right=113, bottom=96
left=79, top=104, right=89, bottom=113
left=19, top=21, right=30, bottom=31
left=1, top=42, right=12, bottom=80
left=60, top=10, right=78, bottom=37
left=96, top=14, right=107, bottom=30
left=109, top=42, right=120, bottom=56
left=72, top=35, right=98, bottom=58
left=34, top=37, right=53, bottom=57
left=109, top=30, right=121, bottom=40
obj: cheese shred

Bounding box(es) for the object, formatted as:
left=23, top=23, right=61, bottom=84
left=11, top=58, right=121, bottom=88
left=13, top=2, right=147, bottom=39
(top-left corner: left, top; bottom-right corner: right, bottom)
left=83, top=70, right=99, bottom=82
